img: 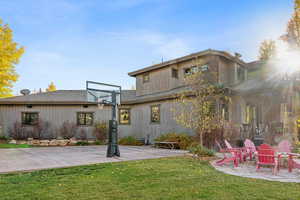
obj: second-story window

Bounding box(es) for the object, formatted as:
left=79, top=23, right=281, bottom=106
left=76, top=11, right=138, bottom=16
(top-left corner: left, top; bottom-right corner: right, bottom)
left=237, top=66, right=245, bottom=81
left=184, top=64, right=209, bottom=76
left=172, top=68, right=178, bottom=78
left=143, top=73, right=150, bottom=83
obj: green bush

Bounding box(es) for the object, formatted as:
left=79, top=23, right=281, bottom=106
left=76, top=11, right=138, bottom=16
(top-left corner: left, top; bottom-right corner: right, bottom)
left=188, top=144, right=215, bottom=157
left=76, top=141, right=89, bottom=146
left=119, top=136, right=143, bottom=146
left=0, top=135, right=8, bottom=140
left=155, top=133, right=192, bottom=149
left=94, top=140, right=105, bottom=145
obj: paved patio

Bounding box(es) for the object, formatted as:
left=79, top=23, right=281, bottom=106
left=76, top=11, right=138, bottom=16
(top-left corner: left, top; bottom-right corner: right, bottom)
left=212, top=159, right=300, bottom=183
left=0, top=145, right=187, bottom=173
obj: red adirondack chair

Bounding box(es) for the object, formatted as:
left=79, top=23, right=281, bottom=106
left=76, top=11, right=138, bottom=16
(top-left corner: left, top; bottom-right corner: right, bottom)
left=288, top=153, right=300, bottom=172
left=215, top=141, right=238, bottom=167
left=244, top=139, right=257, bottom=160
left=278, top=140, right=291, bottom=153
left=256, top=144, right=280, bottom=175
left=224, top=139, right=245, bottom=162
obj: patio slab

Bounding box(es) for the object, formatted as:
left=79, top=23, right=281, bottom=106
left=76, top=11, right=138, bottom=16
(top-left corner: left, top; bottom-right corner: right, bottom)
left=0, top=145, right=187, bottom=173
left=212, top=159, right=300, bottom=183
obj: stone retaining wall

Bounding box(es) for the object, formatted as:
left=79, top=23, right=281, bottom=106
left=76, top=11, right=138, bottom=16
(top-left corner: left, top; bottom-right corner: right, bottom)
left=8, top=138, right=98, bottom=146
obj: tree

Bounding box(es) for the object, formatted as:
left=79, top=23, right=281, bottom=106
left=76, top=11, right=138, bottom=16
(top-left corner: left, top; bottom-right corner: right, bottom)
left=281, top=0, right=300, bottom=48
left=173, top=61, right=229, bottom=146
left=258, top=40, right=276, bottom=61
left=46, top=82, right=56, bottom=92
left=0, top=19, right=24, bottom=97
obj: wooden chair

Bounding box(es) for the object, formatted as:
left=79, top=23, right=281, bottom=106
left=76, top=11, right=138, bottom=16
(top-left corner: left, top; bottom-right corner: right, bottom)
left=256, top=144, right=280, bottom=175
left=215, top=141, right=238, bottom=167
left=224, top=139, right=245, bottom=162
left=288, top=153, right=300, bottom=172
left=278, top=140, right=291, bottom=153
left=244, top=139, right=257, bottom=160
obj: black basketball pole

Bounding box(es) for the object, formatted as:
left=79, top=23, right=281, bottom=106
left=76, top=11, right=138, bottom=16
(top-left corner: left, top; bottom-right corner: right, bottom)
left=106, top=91, right=120, bottom=157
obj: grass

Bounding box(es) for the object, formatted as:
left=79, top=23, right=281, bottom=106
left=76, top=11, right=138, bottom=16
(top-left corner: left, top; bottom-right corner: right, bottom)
left=0, top=143, right=32, bottom=148
left=0, top=157, right=299, bottom=200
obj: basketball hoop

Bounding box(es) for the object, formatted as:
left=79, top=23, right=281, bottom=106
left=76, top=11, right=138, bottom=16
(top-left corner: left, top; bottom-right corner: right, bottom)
left=97, top=99, right=104, bottom=110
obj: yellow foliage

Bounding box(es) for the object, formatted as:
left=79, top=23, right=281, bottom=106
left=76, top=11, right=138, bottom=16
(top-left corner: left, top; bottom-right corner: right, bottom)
left=258, top=40, right=276, bottom=61
left=0, top=19, right=24, bottom=97
left=46, top=82, right=57, bottom=92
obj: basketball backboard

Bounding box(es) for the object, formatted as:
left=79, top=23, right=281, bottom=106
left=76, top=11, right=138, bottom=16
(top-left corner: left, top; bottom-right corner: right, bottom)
left=86, top=81, right=121, bottom=105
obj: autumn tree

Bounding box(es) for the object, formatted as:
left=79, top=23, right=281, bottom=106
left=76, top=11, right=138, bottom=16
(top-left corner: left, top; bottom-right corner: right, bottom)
left=258, top=40, right=276, bottom=61
left=281, top=0, right=300, bottom=48
left=46, top=82, right=56, bottom=92
left=173, top=60, right=229, bottom=146
left=0, top=19, right=24, bottom=97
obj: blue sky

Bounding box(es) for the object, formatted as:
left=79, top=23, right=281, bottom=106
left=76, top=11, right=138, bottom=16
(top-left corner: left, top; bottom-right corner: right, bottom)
left=0, top=0, right=294, bottom=93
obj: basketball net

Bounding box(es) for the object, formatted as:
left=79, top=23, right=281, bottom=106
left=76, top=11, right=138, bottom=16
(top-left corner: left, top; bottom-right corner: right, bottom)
left=97, top=98, right=104, bottom=110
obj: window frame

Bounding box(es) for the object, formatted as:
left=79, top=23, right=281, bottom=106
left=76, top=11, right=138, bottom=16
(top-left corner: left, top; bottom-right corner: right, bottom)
left=21, top=112, right=39, bottom=126
left=184, top=64, right=209, bottom=77
left=143, top=73, right=150, bottom=83
left=150, top=104, right=160, bottom=124
left=77, top=112, right=94, bottom=126
left=119, top=108, right=131, bottom=125
left=171, top=68, right=178, bottom=79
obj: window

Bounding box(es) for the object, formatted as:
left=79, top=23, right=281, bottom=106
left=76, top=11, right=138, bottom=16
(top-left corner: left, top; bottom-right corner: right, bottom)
left=237, top=66, right=245, bottom=81
left=150, top=105, right=160, bottom=123
left=221, top=103, right=229, bottom=121
left=22, top=112, right=39, bottom=125
left=77, top=112, right=93, bottom=126
left=172, top=68, right=178, bottom=78
left=143, top=73, right=150, bottom=83
left=184, top=64, right=209, bottom=76
left=119, top=108, right=130, bottom=125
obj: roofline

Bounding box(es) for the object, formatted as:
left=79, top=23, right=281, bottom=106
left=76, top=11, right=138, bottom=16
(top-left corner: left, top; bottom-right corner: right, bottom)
left=128, top=49, right=247, bottom=77
left=0, top=101, right=99, bottom=105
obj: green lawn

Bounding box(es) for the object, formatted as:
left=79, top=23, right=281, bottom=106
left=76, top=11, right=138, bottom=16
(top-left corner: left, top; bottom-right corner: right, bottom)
left=0, top=143, right=31, bottom=148
left=0, top=157, right=299, bottom=200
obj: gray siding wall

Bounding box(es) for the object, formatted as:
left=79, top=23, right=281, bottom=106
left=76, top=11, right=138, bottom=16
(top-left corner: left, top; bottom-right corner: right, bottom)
left=0, top=105, right=111, bottom=138
left=119, top=101, right=194, bottom=142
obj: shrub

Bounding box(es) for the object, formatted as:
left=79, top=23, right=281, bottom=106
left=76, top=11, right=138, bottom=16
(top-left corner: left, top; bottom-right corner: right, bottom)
left=8, top=121, right=30, bottom=140
left=59, top=121, right=78, bottom=139
left=77, top=129, right=87, bottom=140
left=76, top=141, right=89, bottom=146
left=0, top=135, right=9, bottom=140
left=155, top=133, right=192, bottom=149
left=93, top=121, right=107, bottom=142
left=94, top=140, right=105, bottom=145
left=32, top=120, right=53, bottom=139
left=119, top=136, right=143, bottom=146
left=188, top=144, right=215, bottom=157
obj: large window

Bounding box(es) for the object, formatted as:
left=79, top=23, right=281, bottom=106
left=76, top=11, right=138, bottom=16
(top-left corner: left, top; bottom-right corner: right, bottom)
left=22, top=112, right=39, bottom=125
left=143, top=73, right=150, bottom=83
left=119, top=108, right=130, bottom=125
left=184, top=64, right=209, bottom=76
left=237, top=66, right=245, bottom=81
left=172, top=68, right=178, bottom=78
left=151, top=105, right=160, bottom=123
left=77, top=112, right=93, bottom=126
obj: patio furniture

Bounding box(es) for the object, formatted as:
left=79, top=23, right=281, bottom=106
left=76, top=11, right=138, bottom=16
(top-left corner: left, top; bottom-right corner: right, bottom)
left=278, top=140, right=292, bottom=153
left=256, top=144, right=281, bottom=175
left=244, top=139, right=257, bottom=160
left=215, top=141, right=238, bottom=167
left=224, top=139, right=245, bottom=162
left=154, top=141, right=179, bottom=149
left=288, top=153, right=300, bottom=173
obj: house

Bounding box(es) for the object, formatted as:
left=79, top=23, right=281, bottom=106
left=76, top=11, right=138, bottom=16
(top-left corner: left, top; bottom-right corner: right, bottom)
left=0, top=49, right=297, bottom=145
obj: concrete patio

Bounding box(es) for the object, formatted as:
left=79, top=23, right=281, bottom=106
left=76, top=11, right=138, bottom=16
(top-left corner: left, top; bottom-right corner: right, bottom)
left=0, top=145, right=187, bottom=173
left=212, top=160, right=300, bottom=183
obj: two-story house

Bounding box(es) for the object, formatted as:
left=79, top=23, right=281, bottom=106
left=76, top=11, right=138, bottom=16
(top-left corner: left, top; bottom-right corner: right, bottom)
left=0, top=49, right=297, bottom=145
